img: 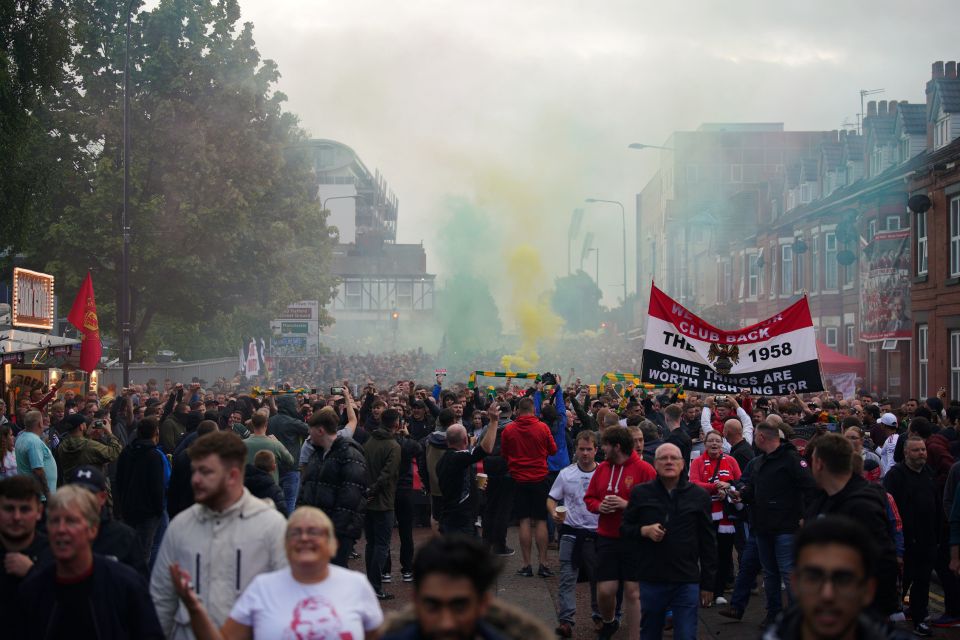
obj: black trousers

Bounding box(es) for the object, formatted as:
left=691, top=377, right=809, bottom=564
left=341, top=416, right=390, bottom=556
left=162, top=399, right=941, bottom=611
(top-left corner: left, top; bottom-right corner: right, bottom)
left=904, top=542, right=935, bottom=623
left=482, top=474, right=514, bottom=552
left=714, top=530, right=736, bottom=596
left=384, top=488, right=415, bottom=574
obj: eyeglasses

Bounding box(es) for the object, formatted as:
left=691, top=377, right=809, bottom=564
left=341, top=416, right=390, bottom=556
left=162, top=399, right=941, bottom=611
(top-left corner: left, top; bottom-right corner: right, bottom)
left=844, top=434, right=862, bottom=441
left=285, top=527, right=330, bottom=540
left=794, top=567, right=864, bottom=597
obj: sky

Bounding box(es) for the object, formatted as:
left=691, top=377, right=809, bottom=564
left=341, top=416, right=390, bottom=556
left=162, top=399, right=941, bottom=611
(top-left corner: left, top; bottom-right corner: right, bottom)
left=234, top=0, right=956, bottom=306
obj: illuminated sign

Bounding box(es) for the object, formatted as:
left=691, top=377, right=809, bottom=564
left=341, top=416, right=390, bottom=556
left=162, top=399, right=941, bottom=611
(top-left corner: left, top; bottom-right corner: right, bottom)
left=12, top=268, right=55, bottom=330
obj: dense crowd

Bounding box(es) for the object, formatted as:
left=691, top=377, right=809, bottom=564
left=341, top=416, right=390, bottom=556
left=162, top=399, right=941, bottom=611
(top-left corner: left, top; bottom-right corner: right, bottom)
left=0, top=369, right=957, bottom=639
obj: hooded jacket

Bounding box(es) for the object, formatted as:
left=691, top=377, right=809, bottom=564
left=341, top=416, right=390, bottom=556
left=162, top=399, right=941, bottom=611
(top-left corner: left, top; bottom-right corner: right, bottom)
left=115, top=438, right=166, bottom=524
left=546, top=388, right=570, bottom=472
left=55, top=432, right=122, bottom=481
left=363, top=428, right=401, bottom=511
left=298, top=436, right=368, bottom=540
left=243, top=464, right=287, bottom=516
left=583, top=450, right=656, bottom=538
left=160, top=412, right=188, bottom=454
left=500, top=414, right=557, bottom=483
left=423, top=431, right=449, bottom=498
left=267, top=396, right=310, bottom=465
left=150, top=488, right=288, bottom=640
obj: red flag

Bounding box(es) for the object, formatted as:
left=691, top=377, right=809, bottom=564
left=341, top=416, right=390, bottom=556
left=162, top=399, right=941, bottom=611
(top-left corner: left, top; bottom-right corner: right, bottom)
left=67, top=272, right=102, bottom=373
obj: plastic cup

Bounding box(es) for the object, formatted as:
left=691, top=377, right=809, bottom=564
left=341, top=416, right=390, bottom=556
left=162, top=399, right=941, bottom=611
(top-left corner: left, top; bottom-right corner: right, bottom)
left=555, top=505, right=568, bottom=522
left=476, top=473, right=488, bottom=490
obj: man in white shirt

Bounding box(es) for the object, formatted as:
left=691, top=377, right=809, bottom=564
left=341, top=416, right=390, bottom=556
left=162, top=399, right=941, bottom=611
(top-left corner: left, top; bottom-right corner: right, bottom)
left=548, top=430, right=602, bottom=638
left=876, top=413, right=900, bottom=477
left=701, top=394, right=754, bottom=451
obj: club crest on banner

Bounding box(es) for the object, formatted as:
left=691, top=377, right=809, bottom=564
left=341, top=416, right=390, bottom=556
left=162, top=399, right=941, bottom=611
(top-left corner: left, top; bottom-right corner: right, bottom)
left=707, top=343, right=739, bottom=375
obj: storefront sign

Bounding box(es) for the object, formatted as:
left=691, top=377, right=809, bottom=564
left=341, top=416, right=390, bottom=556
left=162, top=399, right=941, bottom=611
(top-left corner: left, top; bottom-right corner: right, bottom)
left=12, top=268, right=55, bottom=330
left=641, top=285, right=824, bottom=396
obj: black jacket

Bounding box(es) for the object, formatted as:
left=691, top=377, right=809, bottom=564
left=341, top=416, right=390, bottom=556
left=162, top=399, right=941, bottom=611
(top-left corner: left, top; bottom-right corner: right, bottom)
left=397, top=434, right=423, bottom=491
left=94, top=516, right=147, bottom=577
left=16, top=554, right=163, bottom=639
left=805, top=474, right=900, bottom=614
left=729, top=439, right=755, bottom=472
left=244, top=464, right=287, bottom=517
left=298, top=436, right=369, bottom=540
left=621, top=476, right=716, bottom=589
left=115, top=439, right=166, bottom=525
left=166, top=447, right=194, bottom=519
left=884, top=463, right=939, bottom=547
left=664, top=427, right=692, bottom=474
left=740, top=442, right=816, bottom=535
left=268, top=395, right=310, bottom=464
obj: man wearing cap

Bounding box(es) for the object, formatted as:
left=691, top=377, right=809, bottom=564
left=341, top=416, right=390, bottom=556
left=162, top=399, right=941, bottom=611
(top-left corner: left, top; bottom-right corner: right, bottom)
left=54, top=412, right=122, bottom=482
left=876, top=413, right=899, bottom=477
left=66, top=465, right=146, bottom=576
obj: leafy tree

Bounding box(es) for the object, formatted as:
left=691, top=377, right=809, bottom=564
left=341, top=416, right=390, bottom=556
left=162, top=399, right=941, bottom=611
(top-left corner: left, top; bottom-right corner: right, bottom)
left=19, top=0, right=336, bottom=358
left=551, top=270, right=603, bottom=333
left=436, top=274, right=502, bottom=356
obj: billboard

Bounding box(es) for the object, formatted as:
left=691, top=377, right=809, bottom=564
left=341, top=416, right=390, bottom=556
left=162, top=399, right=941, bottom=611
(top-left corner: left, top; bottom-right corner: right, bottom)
left=271, top=300, right=320, bottom=357
left=860, top=229, right=911, bottom=342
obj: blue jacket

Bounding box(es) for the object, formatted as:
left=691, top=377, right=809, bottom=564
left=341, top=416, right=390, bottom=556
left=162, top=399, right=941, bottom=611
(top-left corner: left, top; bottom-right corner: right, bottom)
left=545, top=388, right=570, bottom=472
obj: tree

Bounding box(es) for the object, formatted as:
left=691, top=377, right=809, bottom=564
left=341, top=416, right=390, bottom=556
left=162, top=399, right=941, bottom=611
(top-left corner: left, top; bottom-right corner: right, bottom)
left=551, top=270, right=603, bottom=333
left=436, top=274, right=502, bottom=356
left=19, top=0, right=337, bottom=358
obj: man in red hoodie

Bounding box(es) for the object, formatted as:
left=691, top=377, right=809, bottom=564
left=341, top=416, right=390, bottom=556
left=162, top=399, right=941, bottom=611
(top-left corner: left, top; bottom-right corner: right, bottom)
left=584, top=426, right=656, bottom=640
left=501, top=396, right=557, bottom=578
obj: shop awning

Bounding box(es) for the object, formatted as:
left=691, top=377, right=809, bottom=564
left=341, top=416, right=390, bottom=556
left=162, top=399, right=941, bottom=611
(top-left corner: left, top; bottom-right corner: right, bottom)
left=0, top=329, right=81, bottom=356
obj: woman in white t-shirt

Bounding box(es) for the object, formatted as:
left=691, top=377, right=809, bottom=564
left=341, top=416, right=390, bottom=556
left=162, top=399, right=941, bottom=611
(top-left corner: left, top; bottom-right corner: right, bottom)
left=170, top=506, right=383, bottom=640
left=1, top=425, right=16, bottom=478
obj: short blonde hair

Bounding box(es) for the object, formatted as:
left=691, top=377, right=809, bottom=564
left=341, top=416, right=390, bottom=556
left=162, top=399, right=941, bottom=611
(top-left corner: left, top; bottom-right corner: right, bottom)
left=48, top=485, right=100, bottom=528
left=288, top=506, right=338, bottom=554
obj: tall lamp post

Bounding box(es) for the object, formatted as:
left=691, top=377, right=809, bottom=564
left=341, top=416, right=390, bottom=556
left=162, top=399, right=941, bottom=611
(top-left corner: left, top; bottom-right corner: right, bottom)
left=321, top=194, right=359, bottom=211
left=121, top=0, right=137, bottom=387
left=584, top=198, right=628, bottom=306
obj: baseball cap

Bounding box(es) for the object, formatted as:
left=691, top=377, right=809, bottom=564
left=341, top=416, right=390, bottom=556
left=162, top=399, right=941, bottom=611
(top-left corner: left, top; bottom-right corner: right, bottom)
left=65, top=465, right=107, bottom=492
left=877, top=413, right=898, bottom=427
left=58, top=413, right=87, bottom=435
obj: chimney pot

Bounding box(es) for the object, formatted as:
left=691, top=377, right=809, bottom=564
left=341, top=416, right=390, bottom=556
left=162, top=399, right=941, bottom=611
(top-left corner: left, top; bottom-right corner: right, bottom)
left=933, top=61, right=945, bottom=78
left=867, top=100, right=877, bottom=117
left=889, top=100, right=899, bottom=114
left=947, top=61, right=958, bottom=79
left=878, top=100, right=888, bottom=115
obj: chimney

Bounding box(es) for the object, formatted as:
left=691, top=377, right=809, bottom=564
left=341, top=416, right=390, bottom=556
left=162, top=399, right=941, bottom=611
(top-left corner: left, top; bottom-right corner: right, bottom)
left=947, top=61, right=958, bottom=79
left=933, top=61, right=945, bottom=79
left=867, top=101, right=877, bottom=117
left=878, top=100, right=888, bottom=115
left=889, top=100, right=899, bottom=115
left=927, top=62, right=944, bottom=149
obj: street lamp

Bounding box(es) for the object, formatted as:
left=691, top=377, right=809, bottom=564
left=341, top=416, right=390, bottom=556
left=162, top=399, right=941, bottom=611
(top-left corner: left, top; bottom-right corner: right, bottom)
left=121, top=0, right=137, bottom=387
left=584, top=198, right=628, bottom=305
left=628, top=143, right=674, bottom=151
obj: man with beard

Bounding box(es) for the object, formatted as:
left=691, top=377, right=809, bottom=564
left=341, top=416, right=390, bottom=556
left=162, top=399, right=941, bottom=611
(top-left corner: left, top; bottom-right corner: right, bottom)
left=0, top=475, right=50, bottom=619
left=151, top=431, right=288, bottom=639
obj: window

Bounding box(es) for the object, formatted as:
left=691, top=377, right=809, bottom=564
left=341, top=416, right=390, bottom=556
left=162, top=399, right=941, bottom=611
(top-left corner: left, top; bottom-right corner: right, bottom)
left=800, top=183, right=812, bottom=204
left=811, top=236, right=819, bottom=292
left=953, top=331, right=960, bottom=400
left=918, top=324, right=928, bottom=399
left=951, top=196, right=960, bottom=277
left=825, top=232, right=838, bottom=289
left=917, top=210, right=928, bottom=275
left=936, top=116, right=951, bottom=150
left=345, top=281, right=362, bottom=309
left=396, top=281, right=413, bottom=309
left=730, top=164, right=743, bottom=183
left=846, top=325, right=855, bottom=356
left=718, top=260, right=732, bottom=301
left=748, top=254, right=760, bottom=298
left=868, top=219, right=877, bottom=242
left=780, top=244, right=793, bottom=294
left=795, top=244, right=805, bottom=292
left=825, top=327, right=838, bottom=349
left=886, top=216, right=901, bottom=231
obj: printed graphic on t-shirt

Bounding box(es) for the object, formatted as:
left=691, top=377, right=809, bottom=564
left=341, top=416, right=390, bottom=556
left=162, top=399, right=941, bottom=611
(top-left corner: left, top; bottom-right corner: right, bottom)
left=286, top=595, right=352, bottom=640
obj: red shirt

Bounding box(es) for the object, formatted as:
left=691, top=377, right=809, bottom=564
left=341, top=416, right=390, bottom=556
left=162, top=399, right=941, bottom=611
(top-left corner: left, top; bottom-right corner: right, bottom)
left=500, top=414, right=557, bottom=483
left=584, top=451, right=655, bottom=538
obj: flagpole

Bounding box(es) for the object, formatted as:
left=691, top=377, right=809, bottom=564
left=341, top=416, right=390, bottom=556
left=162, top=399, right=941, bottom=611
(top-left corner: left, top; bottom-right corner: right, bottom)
left=121, top=0, right=135, bottom=387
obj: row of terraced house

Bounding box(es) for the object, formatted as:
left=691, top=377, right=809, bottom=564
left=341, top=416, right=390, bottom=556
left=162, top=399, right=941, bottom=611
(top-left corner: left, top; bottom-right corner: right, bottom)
left=637, top=61, right=960, bottom=401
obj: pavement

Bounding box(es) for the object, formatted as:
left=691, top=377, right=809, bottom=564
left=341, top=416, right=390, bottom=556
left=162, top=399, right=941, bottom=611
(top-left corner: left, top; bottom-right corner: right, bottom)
left=360, top=524, right=960, bottom=639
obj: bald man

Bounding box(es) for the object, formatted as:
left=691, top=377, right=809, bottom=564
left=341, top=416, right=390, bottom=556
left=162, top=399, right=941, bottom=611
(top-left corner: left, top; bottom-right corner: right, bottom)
left=724, top=419, right=755, bottom=472
left=622, top=443, right=716, bottom=638
left=436, top=405, right=498, bottom=535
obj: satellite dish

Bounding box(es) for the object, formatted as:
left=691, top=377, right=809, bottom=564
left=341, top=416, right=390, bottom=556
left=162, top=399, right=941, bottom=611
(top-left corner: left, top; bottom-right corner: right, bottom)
left=837, top=250, right=857, bottom=266
left=794, top=239, right=808, bottom=254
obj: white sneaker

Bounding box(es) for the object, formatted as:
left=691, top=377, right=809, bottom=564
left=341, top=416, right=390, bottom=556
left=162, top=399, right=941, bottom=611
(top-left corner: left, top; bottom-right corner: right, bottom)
left=715, top=596, right=729, bottom=605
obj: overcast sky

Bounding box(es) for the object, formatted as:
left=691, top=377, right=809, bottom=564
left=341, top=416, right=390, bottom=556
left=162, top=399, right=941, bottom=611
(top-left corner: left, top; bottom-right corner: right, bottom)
left=236, top=0, right=956, bottom=305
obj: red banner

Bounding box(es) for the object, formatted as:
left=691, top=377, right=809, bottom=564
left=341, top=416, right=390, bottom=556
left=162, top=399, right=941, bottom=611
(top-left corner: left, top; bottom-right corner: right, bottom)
left=67, top=272, right=102, bottom=373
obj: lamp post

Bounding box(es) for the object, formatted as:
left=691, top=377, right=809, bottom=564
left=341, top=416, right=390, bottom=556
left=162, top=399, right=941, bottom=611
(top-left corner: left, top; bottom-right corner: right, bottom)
left=121, top=0, right=136, bottom=387
left=584, top=198, right=628, bottom=305
left=321, top=194, right=359, bottom=211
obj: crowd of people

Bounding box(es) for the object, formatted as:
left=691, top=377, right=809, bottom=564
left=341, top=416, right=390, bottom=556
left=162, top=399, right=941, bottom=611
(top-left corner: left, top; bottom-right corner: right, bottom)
left=1, top=366, right=958, bottom=639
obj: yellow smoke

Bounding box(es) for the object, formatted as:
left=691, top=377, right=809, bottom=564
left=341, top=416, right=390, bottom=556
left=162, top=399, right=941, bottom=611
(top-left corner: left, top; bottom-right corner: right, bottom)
left=500, top=244, right=564, bottom=372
